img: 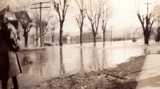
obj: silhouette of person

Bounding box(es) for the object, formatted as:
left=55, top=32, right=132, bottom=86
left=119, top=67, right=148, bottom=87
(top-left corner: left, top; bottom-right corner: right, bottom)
left=0, top=16, right=10, bottom=89
left=0, top=13, right=20, bottom=89
left=7, top=20, right=20, bottom=89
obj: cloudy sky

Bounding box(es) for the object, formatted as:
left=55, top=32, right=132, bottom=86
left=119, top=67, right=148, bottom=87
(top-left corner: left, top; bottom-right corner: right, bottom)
left=0, top=0, right=159, bottom=35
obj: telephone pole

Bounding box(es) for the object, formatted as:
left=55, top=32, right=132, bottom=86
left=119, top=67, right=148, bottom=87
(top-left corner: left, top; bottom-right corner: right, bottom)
left=31, top=1, right=50, bottom=47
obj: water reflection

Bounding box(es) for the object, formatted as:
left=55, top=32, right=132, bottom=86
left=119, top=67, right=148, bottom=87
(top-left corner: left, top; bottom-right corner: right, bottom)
left=101, top=47, right=107, bottom=70
left=18, top=41, right=147, bottom=87
left=91, top=46, right=100, bottom=71
left=59, top=47, right=65, bottom=75
left=79, top=46, right=85, bottom=73
left=23, top=51, right=48, bottom=77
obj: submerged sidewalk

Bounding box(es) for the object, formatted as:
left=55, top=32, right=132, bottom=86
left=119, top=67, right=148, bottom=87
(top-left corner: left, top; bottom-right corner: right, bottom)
left=136, top=54, right=160, bottom=89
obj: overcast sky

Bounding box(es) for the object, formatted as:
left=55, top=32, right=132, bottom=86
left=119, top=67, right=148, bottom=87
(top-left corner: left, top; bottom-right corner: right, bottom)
left=1, top=0, right=159, bottom=35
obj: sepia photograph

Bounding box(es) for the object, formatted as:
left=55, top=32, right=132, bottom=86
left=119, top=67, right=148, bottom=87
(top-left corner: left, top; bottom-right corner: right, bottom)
left=0, top=0, right=160, bottom=89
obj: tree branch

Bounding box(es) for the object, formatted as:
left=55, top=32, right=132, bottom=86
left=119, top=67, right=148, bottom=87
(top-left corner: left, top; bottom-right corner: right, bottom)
left=137, top=13, right=145, bottom=31
left=102, top=20, right=107, bottom=32
left=149, top=20, right=154, bottom=32
left=95, top=13, right=101, bottom=33
left=54, top=1, right=62, bottom=21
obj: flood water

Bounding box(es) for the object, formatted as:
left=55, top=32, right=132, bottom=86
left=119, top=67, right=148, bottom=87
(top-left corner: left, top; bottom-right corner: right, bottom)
left=18, top=40, right=146, bottom=88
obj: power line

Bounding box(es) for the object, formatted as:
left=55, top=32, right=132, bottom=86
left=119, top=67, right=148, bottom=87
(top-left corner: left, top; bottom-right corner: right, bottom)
left=31, top=1, right=50, bottom=47
left=32, top=1, right=50, bottom=6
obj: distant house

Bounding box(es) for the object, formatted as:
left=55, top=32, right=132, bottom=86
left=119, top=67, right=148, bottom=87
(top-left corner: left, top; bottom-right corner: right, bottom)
left=15, top=10, right=34, bottom=47
left=15, top=10, right=32, bottom=28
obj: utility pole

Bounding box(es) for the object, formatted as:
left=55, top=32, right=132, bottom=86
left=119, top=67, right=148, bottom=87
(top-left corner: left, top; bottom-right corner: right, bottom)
left=31, top=1, right=50, bottom=47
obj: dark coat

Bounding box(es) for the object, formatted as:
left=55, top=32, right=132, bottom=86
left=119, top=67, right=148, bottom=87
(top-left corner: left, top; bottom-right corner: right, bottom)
left=0, top=22, right=19, bottom=80
left=0, top=24, right=10, bottom=80
left=7, top=22, right=20, bottom=77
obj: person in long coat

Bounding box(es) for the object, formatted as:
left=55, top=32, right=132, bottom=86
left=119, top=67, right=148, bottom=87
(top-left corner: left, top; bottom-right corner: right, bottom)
left=0, top=17, right=11, bottom=89
left=7, top=20, right=20, bottom=89
left=0, top=15, right=20, bottom=89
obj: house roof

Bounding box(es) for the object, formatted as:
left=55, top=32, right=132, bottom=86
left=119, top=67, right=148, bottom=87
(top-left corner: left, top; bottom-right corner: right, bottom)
left=15, top=10, right=31, bottom=22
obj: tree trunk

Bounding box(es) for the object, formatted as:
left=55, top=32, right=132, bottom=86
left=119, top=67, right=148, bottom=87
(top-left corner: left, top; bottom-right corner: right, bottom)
left=24, top=32, right=28, bottom=47
left=41, top=33, right=44, bottom=47
left=59, top=47, right=65, bottom=75
left=93, top=33, right=96, bottom=46
left=144, top=36, right=149, bottom=45
left=52, top=34, right=54, bottom=43
left=80, top=46, right=84, bottom=73
left=80, top=26, right=83, bottom=46
left=36, top=26, right=39, bottom=46
left=144, top=31, right=150, bottom=45
left=103, top=30, right=106, bottom=47
left=59, top=23, right=63, bottom=46
left=40, top=28, right=42, bottom=47
left=156, top=28, right=160, bottom=42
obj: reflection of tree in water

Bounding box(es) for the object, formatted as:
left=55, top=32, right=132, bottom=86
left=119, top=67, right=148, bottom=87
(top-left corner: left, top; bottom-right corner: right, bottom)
left=91, top=46, right=100, bottom=71
left=38, top=51, right=48, bottom=77
left=101, top=47, right=107, bottom=70
left=59, top=47, right=65, bottom=75
left=79, top=46, right=85, bottom=73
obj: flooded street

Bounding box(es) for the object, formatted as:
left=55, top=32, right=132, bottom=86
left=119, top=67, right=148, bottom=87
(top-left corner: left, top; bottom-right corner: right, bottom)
left=17, top=40, right=147, bottom=88
left=0, top=0, right=160, bottom=89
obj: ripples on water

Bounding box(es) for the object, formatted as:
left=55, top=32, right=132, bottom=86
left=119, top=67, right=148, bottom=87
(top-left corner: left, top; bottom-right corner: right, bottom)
left=18, top=41, right=146, bottom=87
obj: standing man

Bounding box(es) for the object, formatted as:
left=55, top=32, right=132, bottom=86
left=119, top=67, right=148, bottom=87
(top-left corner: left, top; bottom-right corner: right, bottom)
left=0, top=11, right=20, bottom=89
left=0, top=15, right=11, bottom=89
left=6, top=19, right=21, bottom=89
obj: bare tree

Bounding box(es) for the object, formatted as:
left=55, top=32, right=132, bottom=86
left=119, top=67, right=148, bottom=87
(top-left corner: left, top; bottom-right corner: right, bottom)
left=52, top=0, right=70, bottom=46
left=86, top=0, right=101, bottom=46
left=137, top=13, right=154, bottom=45
left=100, top=0, right=111, bottom=47
left=35, top=18, right=48, bottom=46
left=101, top=11, right=108, bottom=47
left=15, top=11, right=32, bottom=47
left=75, top=0, right=85, bottom=46
left=101, top=18, right=107, bottom=47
